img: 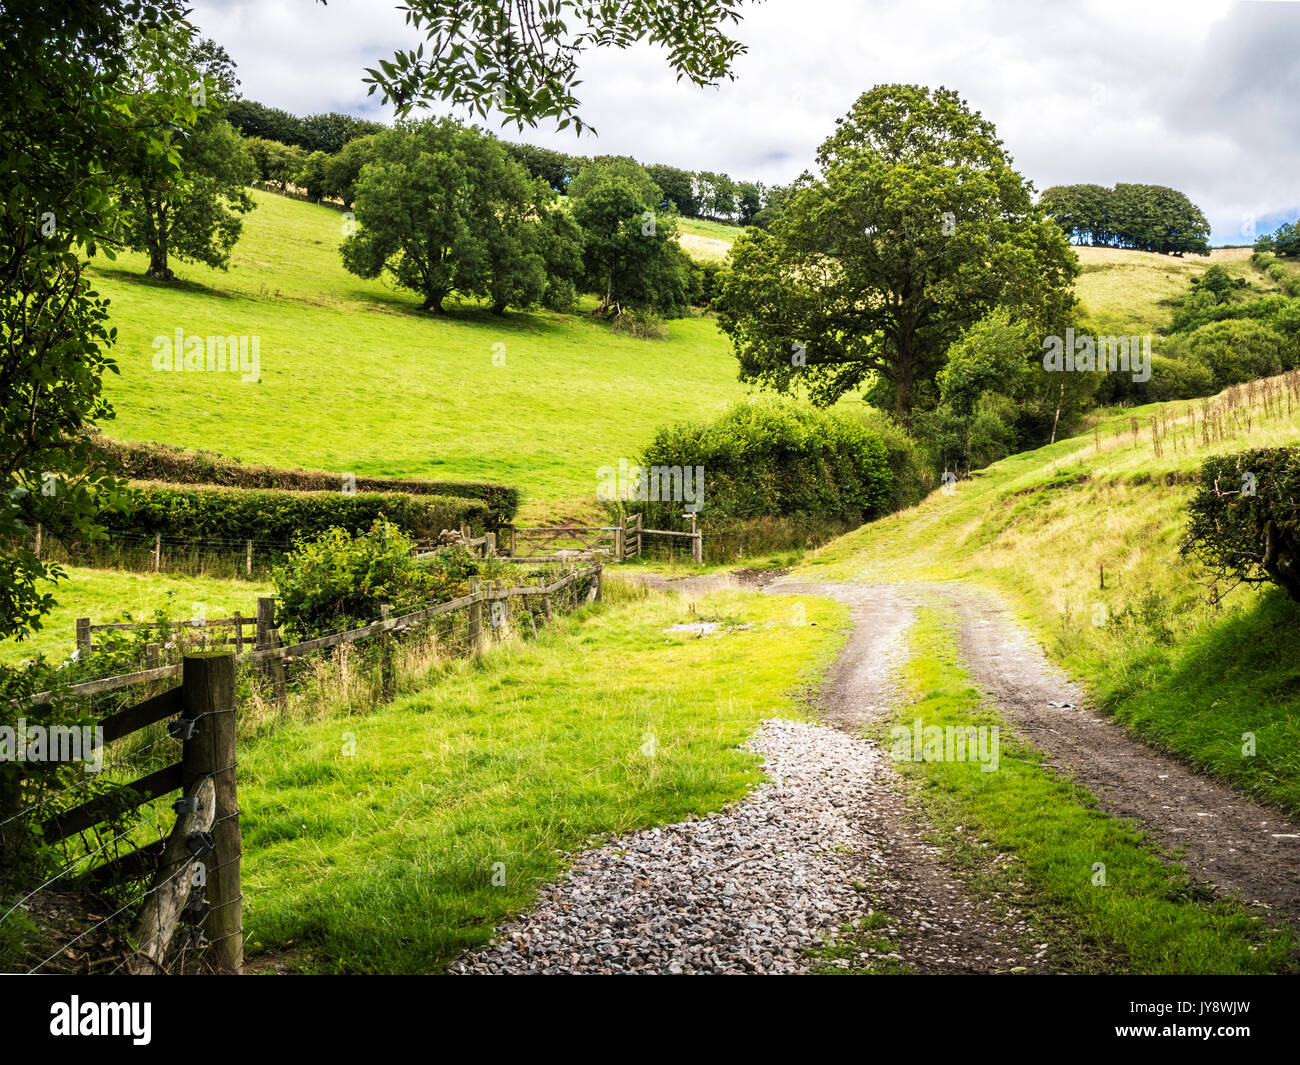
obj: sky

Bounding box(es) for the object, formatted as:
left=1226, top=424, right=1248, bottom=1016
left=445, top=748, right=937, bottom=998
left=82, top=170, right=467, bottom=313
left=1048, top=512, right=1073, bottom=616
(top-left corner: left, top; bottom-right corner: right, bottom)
left=189, top=0, right=1300, bottom=245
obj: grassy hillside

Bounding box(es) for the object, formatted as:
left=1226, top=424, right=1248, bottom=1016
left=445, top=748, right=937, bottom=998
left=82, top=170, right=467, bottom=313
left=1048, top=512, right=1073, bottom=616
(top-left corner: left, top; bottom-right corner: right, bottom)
left=89, top=190, right=749, bottom=521
left=799, top=375, right=1300, bottom=813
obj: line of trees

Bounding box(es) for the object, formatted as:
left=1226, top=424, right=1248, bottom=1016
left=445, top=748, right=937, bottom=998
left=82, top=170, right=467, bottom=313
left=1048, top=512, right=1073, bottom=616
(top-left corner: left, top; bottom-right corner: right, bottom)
left=1255, top=220, right=1300, bottom=258
left=1038, top=183, right=1211, bottom=255
left=339, top=124, right=697, bottom=318
left=228, top=98, right=783, bottom=227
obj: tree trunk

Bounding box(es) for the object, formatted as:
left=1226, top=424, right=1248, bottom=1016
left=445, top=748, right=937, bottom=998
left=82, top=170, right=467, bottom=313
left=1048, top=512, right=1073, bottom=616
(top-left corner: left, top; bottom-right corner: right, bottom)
left=893, top=352, right=915, bottom=427
left=146, top=247, right=174, bottom=282
left=146, top=201, right=174, bottom=281
left=1050, top=381, right=1065, bottom=444
left=423, top=290, right=445, bottom=313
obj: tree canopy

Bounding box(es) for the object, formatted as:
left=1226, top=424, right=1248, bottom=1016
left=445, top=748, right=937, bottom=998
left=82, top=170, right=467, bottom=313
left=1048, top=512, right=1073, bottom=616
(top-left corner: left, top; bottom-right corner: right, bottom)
left=117, top=25, right=256, bottom=279
left=718, top=84, right=1079, bottom=424
left=1, top=0, right=193, bottom=642
left=340, top=119, right=579, bottom=314
left=1039, top=183, right=1211, bottom=255
left=362, top=0, right=753, bottom=131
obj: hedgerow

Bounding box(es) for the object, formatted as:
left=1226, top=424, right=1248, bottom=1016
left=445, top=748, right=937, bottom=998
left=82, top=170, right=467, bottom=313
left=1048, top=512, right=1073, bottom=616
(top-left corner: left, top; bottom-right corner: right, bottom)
left=100, top=483, right=489, bottom=545
left=89, top=436, right=519, bottom=524
left=1183, top=447, right=1300, bottom=603
left=628, top=397, right=896, bottom=530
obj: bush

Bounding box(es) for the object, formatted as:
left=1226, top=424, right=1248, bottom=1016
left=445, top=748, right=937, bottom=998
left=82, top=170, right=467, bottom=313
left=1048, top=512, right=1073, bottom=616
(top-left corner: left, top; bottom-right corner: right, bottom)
left=272, top=520, right=479, bottom=640
left=1135, top=352, right=1217, bottom=402
left=89, top=436, right=519, bottom=524
left=1180, top=320, right=1285, bottom=389
left=1184, top=447, right=1300, bottom=603
left=100, top=483, right=490, bottom=545
left=628, top=397, right=896, bottom=530
left=851, top=406, right=933, bottom=510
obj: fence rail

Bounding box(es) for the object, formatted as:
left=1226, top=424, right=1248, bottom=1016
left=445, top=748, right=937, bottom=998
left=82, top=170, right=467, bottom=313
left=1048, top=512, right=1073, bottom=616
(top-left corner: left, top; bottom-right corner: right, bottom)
left=6, top=561, right=605, bottom=975
left=7, top=654, right=243, bottom=975
left=34, top=564, right=603, bottom=703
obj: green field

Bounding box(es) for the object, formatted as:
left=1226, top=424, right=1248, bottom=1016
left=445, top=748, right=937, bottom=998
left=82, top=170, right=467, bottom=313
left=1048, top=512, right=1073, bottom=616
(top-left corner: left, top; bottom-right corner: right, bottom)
left=89, top=190, right=748, bottom=521
left=0, top=567, right=269, bottom=667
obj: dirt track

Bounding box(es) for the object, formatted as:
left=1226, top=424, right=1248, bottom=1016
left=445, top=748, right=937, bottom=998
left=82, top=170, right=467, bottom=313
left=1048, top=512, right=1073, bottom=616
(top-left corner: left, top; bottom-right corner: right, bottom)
left=769, top=577, right=1300, bottom=927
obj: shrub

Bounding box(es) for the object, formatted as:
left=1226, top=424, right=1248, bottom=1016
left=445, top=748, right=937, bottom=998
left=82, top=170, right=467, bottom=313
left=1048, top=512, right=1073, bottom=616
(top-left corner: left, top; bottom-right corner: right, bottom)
left=628, top=397, right=895, bottom=530
left=851, top=406, right=933, bottom=510
left=1180, top=320, right=1285, bottom=390
left=1183, top=447, right=1300, bottom=603
left=272, top=520, right=479, bottom=640
left=100, top=483, right=490, bottom=545
left=1136, top=352, right=1216, bottom=402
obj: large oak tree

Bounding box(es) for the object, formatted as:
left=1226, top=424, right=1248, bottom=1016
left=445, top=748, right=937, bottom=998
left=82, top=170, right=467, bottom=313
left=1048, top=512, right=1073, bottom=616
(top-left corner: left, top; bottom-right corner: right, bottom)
left=717, top=84, right=1079, bottom=424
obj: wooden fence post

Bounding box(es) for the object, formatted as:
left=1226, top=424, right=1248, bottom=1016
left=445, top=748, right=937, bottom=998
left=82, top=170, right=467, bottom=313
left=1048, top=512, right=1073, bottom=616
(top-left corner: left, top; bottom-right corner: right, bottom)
left=76, top=617, right=90, bottom=655
left=539, top=575, right=552, bottom=622
left=245, top=539, right=253, bottom=576
left=379, top=604, right=395, bottom=698
left=614, top=524, right=624, bottom=562
left=485, top=532, right=496, bottom=559
left=153, top=533, right=162, bottom=572
left=146, top=642, right=161, bottom=697
left=33, top=522, right=41, bottom=559
left=180, top=653, right=241, bottom=974
left=468, top=576, right=484, bottom=654
left=256, top=597, right=287, bottom=708
left=594, top=562, right=603, bottom=603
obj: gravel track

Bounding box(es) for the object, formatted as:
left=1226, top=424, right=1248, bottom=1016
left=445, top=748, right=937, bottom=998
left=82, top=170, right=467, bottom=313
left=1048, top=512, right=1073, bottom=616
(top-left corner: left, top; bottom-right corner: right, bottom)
left=456, top=579, right=1038, bottom=975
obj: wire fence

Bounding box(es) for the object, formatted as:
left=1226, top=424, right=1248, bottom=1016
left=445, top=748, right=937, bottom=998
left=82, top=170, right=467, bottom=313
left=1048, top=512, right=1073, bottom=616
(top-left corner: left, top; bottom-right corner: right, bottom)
left=0, top=560, right=603, bottom=975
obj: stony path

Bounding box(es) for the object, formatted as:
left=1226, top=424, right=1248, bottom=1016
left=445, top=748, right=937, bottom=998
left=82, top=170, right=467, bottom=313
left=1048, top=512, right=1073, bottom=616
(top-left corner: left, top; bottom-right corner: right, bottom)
left=454, top=571, right=1300, bottom=975
left=454, top=717, right=1036, bottom=974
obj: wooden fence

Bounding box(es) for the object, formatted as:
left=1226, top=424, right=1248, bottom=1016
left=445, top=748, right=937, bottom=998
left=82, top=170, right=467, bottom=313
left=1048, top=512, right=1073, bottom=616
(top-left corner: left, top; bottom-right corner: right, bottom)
left=41, top=563, right=604, bottom=703
left=12, top=562, right=603, bottom=974
left=32, top=653, right=243, bottom=974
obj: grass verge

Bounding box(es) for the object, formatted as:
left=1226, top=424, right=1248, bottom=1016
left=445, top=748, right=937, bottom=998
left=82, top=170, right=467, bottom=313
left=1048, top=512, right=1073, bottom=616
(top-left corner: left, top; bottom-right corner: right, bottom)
left=238, top=585, right=849, bottom=973
left=861, top=606, right=1294, bottom=975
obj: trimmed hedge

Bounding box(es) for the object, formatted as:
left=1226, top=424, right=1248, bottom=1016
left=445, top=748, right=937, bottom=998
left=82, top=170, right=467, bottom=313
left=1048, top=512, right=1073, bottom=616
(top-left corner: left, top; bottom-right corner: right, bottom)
left=629, top=397, right=896, bottom=529
left=89, top=436, right=520, bottom=524
left=101, top=482, right=490, bottom=544
left=1183, top=447, right=1300, bottom=603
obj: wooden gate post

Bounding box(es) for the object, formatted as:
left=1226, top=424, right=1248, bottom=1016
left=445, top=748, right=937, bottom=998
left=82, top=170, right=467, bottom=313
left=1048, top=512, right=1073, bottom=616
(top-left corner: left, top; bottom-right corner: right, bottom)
left=180, top=653, right=241, bottom=974
left=508, top=525, right=517, bottom=557
left=468, top=576, right=484, bottom=654
left=614, top=525, right=625, bottom=562
left=76, top=617, right=91, bottom=655
left=145, top=642, right=161, bottom=697
left=256, top=597, right=287, bottom=708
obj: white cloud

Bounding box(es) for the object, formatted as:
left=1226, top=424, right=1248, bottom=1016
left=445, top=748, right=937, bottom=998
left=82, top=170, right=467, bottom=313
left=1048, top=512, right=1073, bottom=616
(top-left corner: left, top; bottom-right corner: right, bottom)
left=190, top=0, right=1298, bottom=243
